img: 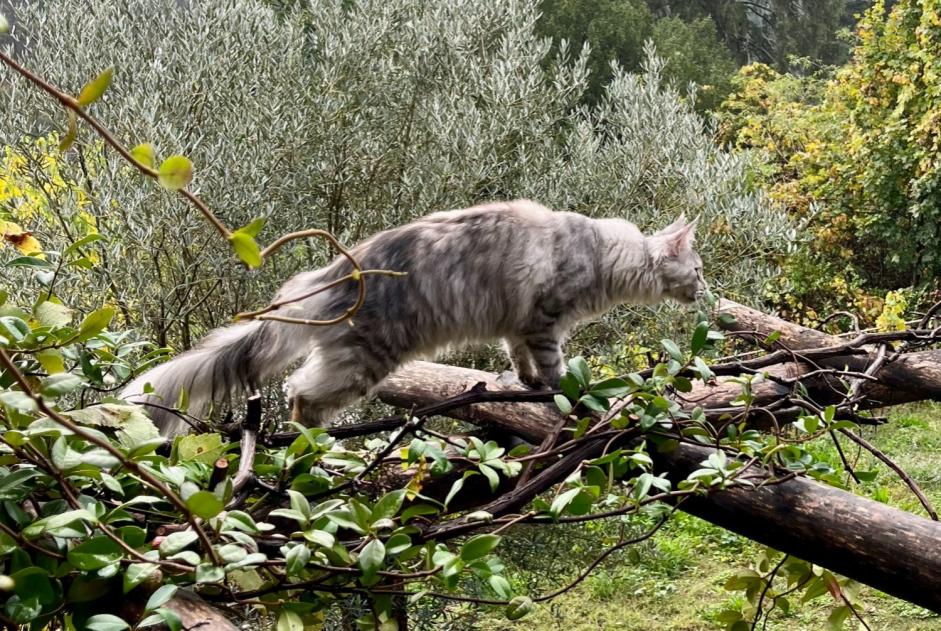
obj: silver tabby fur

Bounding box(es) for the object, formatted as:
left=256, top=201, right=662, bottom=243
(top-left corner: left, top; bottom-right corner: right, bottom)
left=121, top=200, right=705, bottom=436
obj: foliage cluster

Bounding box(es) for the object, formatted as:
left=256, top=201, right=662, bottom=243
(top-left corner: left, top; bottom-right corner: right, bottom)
left=537, top=0, right=872, bottom=110
left=717, top=0, right=941, bottom=325
left=1, top=0, right=790, bottom=361
left=536, top=0, right=738, bottom=109
left=1, top=1, right=925, bottom=630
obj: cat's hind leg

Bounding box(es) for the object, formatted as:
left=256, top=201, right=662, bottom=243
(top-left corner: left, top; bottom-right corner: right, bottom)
left=523, top=333, right=564, bottom=388
left=285, top=346, right=391, bottom=427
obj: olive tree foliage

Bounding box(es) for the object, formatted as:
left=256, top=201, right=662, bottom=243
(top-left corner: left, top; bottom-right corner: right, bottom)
left=2, top=0, right=789, bottom=362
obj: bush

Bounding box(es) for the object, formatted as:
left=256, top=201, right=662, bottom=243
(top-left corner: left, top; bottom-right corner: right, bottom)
left=2, top=0, right=787, bottom=362
left=717, top=0, right=941, bottom=324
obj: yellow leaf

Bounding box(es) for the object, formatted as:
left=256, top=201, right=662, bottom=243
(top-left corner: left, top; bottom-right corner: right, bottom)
left=58, top=111, right=77, bottom=152
left=77, top=67, right=114, bottom=107
left=157, top=155, right=193, bottom=191
left=130, top=143, right=155, bottom=170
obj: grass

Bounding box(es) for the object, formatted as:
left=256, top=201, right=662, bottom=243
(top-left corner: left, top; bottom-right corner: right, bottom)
left=470, top=402, right=941, bottom=631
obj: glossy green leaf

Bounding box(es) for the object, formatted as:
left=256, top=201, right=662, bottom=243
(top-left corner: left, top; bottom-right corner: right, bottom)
left=276, top=610, right=303, bottom=631
left=68, top=535, right=123, bottom=570
left=145, top=584, right=178, bottom=611
left=85, top=614, right=129, bottom=631
left=186, top=491, right=224, bottom=520
left=238, top=217, right=266, bottom=237
left=505, top=596, right=533, bottom=621
left=123, top=563, right=159, bottom=593
left=358, top=538, right=385, bottom=577
left=78, top=307, right=114, bottom=339
left=460, top=534, right=501, bottom=561
left=228, top=232, right=262, bottom=269
left=661, top=339, right=684, bottom=362
left=159, top=531, right=197, bottom=555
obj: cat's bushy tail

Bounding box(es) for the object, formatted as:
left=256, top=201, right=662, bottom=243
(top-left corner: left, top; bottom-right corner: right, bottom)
left=120, top=319, right=307, bottom=436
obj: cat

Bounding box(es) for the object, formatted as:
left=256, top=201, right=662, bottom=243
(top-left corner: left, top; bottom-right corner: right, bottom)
left=121, top=199, right=705, bottom=436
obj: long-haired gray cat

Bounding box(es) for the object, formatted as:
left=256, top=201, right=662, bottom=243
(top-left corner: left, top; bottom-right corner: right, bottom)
left=122, top=200, right=705, bottom=435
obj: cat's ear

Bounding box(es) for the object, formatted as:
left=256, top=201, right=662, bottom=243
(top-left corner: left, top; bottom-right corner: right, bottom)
left=654, top=221, right=696, bottom=258
left=655, top=214, right=687, bottom=236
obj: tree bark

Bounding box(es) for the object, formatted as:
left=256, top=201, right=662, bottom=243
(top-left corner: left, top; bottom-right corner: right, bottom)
left=376, top=360, right=941, bottom=613
left=719, top=299, right=941, bottom=405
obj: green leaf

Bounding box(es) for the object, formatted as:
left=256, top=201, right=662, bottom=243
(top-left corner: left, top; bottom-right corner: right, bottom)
left=78, top=307, right=115, bottom=339
left=550, top=488, right=580, bottom=517
left=401, top=503, right=439, bottom=522
left=68, top=535, right=123, bottom=570
left=358, top=538, right=386, bottom=577
left=195, top=563, right=224, bottom=584
left=77, top=67, right=114, bottom=106
left=157, top=155, right=194, bottom=191
left=186, top=491, right=224, bottom=520
left=372, top=489, right=406, bottom=522
left=588, top=377, right=631, bottom=398
left=567, top=356, right=591, bottom=388
left=489, top=574, right=513, bottom=599
left=661, top=339, right=684, bottom=362
left=123, top=563, right=159, bottom=593
left=505, top=596, right=533, bottom=621
left=145, top=584, right=178, bottom=611
left=34, top=300, right=73, bottom=328
left=131, top=143, right=155, bottom=170
left=764, top=330, right=782, bottom=346
left=11, top=567, right=55, bottom=605
left=4, top=256, right=53, bottom=269
left=238, top=217, right=266, bottom=238
left=554, top=394, right=573, bottom=415
left=302, top=529, right=335, bottom=548
left=460, top=534, right=501, bottom=561
left=445, top=478, right=465, bottom=507
left=0, top=14, right=9, bottom=34
left=64, top=403, right=159, bottom=450
left=691, top=321, right=710, bottom=354
left=385, top=533, right=412, bottom=556
left=85, top=614, right=129, bottom=631
left=156, top=608, right=183, bottom=631
left=41, top=372, right=85, bottom=397
left=276, top=610, right=303, bottom=631
left=4, top=594, right=40, bottom=624
left=285, top=544, right=310, bottom=575
left=176, top=433, right=225, bottom=464
left=159, top=531, right=197, bottom=555
left=228, top=232, right=262, bottom=269
left=479, top=463, right=500, bottom=492
left=36, top=349, right=66, bottom=374
left=287, top=489, right=311, bottom=520
left=0, top=391, right=36, bottom=414
left=717, top=313, right=737, bottom=328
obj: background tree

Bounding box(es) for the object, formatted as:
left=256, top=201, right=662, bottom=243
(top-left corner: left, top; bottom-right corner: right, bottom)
left=717, top=0, right=941, bottom=323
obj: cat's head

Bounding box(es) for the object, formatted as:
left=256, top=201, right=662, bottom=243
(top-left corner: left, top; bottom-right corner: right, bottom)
left=647, top=216, right=706, bottom=304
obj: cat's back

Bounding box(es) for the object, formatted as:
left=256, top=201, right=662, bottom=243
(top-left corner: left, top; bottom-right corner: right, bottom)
left=419, top=198, right=556, bottom=227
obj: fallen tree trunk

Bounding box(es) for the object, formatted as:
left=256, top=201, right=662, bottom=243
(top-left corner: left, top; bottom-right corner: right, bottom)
left=376, top=361, right=941, bottom=613
left=719, top=299, right=941, bottom=405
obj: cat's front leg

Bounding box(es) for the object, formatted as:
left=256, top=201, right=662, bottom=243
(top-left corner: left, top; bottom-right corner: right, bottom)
left=524, top=334, right=564, bottom=388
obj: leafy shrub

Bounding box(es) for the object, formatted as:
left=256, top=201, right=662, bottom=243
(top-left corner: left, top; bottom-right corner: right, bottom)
left=717, top=0, right=941, bottom=324
left=2, top=0, right=788, bottom=359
